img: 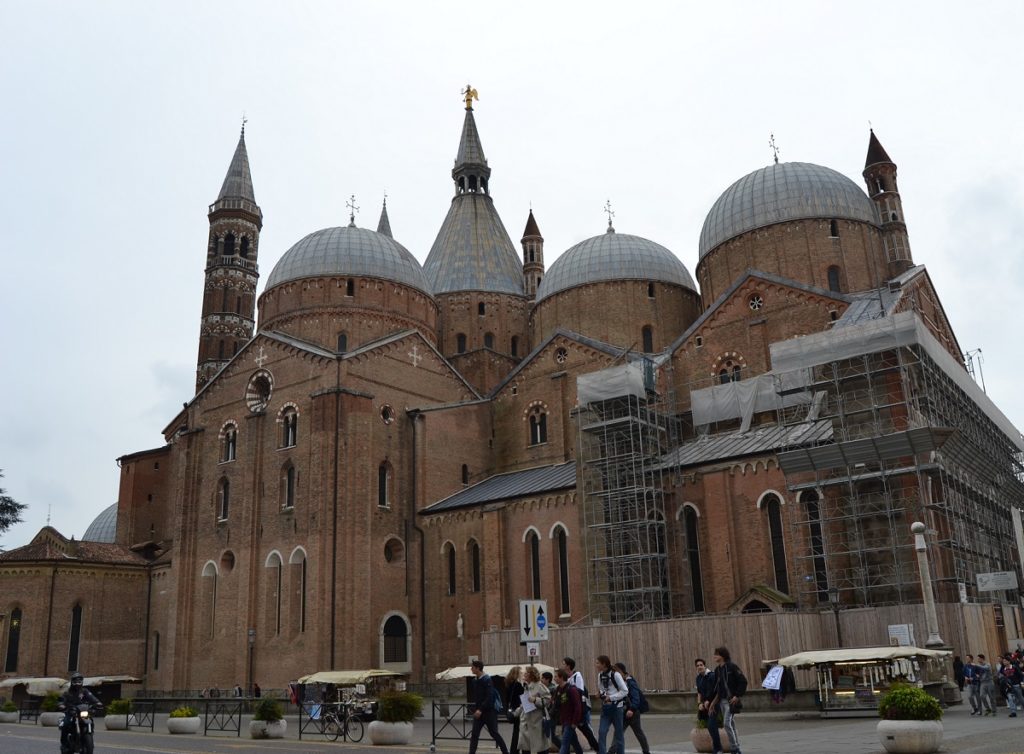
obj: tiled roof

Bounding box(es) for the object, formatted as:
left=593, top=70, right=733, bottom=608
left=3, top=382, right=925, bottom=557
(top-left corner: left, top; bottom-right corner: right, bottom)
left=0, top=528, right=149, bottom=566
left=421, top=461, right=576, bottom=514
left=865, top=129, right=893, bottom=167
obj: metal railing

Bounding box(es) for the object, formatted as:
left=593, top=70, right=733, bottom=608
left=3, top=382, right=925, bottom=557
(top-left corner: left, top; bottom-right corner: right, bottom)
left=19, top=700, right=40, bottom=722
left=431, top=700, right=475, bottom=745
left=203, top=700, right=243, bottom=736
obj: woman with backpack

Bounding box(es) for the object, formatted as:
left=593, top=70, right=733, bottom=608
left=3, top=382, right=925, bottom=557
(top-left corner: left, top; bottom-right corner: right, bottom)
left=610, top=662, right=650, bottom=754
left=594, top=655, right=628, bottom=754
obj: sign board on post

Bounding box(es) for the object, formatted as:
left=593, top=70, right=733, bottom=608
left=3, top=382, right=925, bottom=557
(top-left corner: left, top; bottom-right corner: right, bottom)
left=888, top=623, right=915, bottom=646
left=520, top=599, right=549, bottom=643
left=977, top=571, right=1019, bottom=592
left=526, top=642, right=540, bottom=660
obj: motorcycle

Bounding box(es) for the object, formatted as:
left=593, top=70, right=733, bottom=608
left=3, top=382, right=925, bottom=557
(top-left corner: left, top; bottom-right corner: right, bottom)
left=58, top=702, right=102, bottom=754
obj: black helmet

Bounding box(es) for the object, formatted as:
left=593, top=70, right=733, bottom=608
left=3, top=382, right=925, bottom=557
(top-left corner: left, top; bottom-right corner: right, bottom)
left=70, top=673, right=84, bottom=688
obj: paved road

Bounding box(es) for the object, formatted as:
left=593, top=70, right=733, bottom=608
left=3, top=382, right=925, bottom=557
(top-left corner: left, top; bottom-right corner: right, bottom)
left=3, top=704, right=1024, bottom=753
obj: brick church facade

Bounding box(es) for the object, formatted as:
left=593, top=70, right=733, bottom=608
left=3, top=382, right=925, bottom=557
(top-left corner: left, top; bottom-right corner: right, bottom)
left=3, top=99, right=1023, bottom=692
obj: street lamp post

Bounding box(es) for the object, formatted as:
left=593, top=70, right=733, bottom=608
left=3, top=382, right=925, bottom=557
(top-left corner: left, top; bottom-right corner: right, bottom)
left=828, top=585, right=843, bottom=647
left=912, top=521, right=945, bottom=648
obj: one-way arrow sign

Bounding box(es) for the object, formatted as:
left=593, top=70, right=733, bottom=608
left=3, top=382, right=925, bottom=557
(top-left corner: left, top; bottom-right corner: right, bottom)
left=520, top=599, right=549, bottom=642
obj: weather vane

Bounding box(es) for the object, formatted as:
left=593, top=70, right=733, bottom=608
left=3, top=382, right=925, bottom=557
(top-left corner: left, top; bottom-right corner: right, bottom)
left=604, top=199, right=616, bottom=232
left=346, top=194, right=360, bottom=227
left=241, top=112, right=248, bottom=137
left=461, top=84, right=479, bottom=111
left=769, top=133, right=780, bottom=165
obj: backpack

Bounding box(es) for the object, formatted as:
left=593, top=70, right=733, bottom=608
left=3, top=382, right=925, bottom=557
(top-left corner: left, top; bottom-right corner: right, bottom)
left=729, top=664, right=748, bottom=697
left=637, top=687, right=650, bottom=714
left=625, top=676, right=649, bottom=714
left=492, top=684, right=504, bottom=714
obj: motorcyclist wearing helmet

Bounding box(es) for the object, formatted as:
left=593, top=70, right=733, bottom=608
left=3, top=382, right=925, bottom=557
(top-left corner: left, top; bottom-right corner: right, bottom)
left=58, top=673, right=101, bottom=753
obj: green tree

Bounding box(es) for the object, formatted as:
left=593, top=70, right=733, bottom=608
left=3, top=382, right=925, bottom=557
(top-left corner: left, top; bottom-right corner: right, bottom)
left=0, top=470, right=27, bottom=536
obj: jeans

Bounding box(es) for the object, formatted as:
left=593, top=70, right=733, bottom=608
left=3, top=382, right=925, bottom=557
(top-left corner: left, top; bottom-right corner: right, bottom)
left=721, top=700, right=740, bottom=753
left=1006, top=683, right=1024, bottom=713
left=980, top=682, right=997, bottom=713
left=608, top=710, right=650, bottom=754
left=966, top=683, right=980, bottom=712
left=559, top=723, right=581, bottom=754
left=597, top=703, right=624, bottom=754
left=468, top=710, right=510, bottom=754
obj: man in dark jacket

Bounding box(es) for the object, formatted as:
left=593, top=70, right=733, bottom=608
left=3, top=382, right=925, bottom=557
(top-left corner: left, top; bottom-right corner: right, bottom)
left=711, top=647, right=745, bottom=754
left=58, top=673, right=101, bottom=754
left=609, top=662, right=650, bottom=754
left=469, top=660, right=510, bottom=754
left=555, top=669, right=583, bottom=754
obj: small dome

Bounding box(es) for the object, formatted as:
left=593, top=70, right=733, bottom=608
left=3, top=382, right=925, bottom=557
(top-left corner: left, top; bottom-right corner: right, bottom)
left=265, top=226, right=432, bottom=296
left=699, top=162, right=878, bottom=259
left=82, top=502, right=118, bottom=543
left=536, top=231, right=697, bottom=303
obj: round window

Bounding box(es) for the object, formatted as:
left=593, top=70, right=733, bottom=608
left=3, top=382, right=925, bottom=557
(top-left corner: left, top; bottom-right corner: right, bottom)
left=381, top=405, right=396, bottom=425
left=246, top=371, right=273, bottom=413
left=554, top=347, right=568, bottom=364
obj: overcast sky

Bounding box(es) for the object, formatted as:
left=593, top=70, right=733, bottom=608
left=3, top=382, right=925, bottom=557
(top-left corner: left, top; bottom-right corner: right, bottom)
left=2, top=1, right=1022, bottom=549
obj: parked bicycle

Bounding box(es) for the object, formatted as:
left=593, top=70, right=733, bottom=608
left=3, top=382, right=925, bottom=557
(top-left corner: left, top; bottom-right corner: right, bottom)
left=321, top=703, right=364, bottom=743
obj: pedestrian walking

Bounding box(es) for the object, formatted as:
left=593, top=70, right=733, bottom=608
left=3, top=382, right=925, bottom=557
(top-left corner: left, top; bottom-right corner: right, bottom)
left=964, top=655, right=981, bottom=715
left=977, top=654, right=998, bottom=715
left=542, top=671, right=561, bottom=752
left=555, top=670, right=584, bottom=754
left=953, top=656, right=965, bottom=691
left=998, top=654, right=1024, bottom=717
left=519, top=665, right=552, bottom=754
left=594, top=655, right=628, bottom=754
left=710, top=646, right=747, bottom=754
left=468, top=660, right=511, bottom=754
left=609, top=662, right=650, bottom=754
left=562, top=657, right=600, bottom=751
left=507, top=666, right=525, bottom=754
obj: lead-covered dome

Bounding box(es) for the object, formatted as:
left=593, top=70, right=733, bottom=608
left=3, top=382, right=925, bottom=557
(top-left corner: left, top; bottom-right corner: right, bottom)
left=536, top=230, right=697, bottom=303
left=82, top=502, right=118, bottom=543
left=698, top=162, right=878, bottom=259
left=265, top=226, right=432, bottom=296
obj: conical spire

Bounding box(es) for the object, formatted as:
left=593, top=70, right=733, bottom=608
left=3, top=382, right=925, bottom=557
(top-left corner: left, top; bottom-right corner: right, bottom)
left=522, top=209, right=542, bottom=239
left=217, top=126, right=257, bottom=203
left=865, top=129, right=893, bottom=168
left=377, top=198, right=393, bottom=238
left=455, top=109, right=488, bottom=169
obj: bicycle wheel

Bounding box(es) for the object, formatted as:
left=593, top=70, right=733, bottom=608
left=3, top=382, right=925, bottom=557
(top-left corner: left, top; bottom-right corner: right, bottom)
left=344, top=714, right=364, bottom=743
left=324, top=716, right=342, bottom=741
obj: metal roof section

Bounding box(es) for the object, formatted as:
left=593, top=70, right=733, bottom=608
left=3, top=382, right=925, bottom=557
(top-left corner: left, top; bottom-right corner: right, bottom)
left=421, top=461, right=576, bottom=514
left=216, top=128, right=256, bottom=203
left=658, top=419, right=833, bottom=470
left=455, top=108, right=488, bottom=170
left=536, top=230, right=697, bottom=303
left=262, top=330, right=338, bottom=359
left=424, top=194, right=525, bottom=294
left=698, top=162, right=878, bottom=259
left=778, top=426, right=954, bottom=474
left=265, top=225, right=432, bottom=295
left=82, top=502, right=118, bottom=543
left=376, top=198, right=393, bottom=238
left=865, top=129, right=894, bottom=167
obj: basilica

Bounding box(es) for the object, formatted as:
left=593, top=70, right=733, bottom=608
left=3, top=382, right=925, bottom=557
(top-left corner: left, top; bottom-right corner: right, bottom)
left=3, top=93, right=1023, bottom=694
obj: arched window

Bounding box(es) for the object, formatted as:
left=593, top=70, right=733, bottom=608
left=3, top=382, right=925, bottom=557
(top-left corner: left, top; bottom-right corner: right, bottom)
left=346, top=279, right=354, bottom=296
left=764, top=494, right=790, bottom=594
left=827, top=266, right=842, bottom=293
left=223, top=233, right=236, bottom=255
left=456, top=333, right=467, bottom=354
left=642, top=326, right=654, bottom=353
left=478, top=302, right=486, bottom=316
left=803, top=490, right=829, bottom=601
left=282, top=465, right=296, bottom=509
left=217, top=478, right=230, bottom=521
left=383, top=615, right=408, bottom=663
left=68, top=603, right=83, bottom=672
left=461, top=464, right=469, bottom=485
left=289, top=548, right=308, bottom=635
left=528, top=408, right=548, bottom=446
left=265, top=552, right=283, bottom=636
left=528, top=530, right=541, bottom=599
left=829, top=220, right=839, bottom=238
left=281, top=407, right=298, bottom=448
left=470, top=540, right=481, bottom=593
left=683, top=507, right=705, bottom=613
left=445, top=543, right=456, bottom=596
left=484, top=332, right=494, bottom=349
left=4, top=607, right=22, bottom=672
left=218, top=340, right=225, bottom=359
left=153, top=631, right=160, bottom=670
left=647, top=282, right=655, bottom=298
left=378, top=462, right=392, bottom=508
left=337, top=332, right=348, bottom=352
left=222, top=424, right=237, bottom=462
left=201, top=562, right=218, bottom=638
left=555, top=527, right=570, bottom=615
left=511, top=336, right=519, bottom=358
left=240, top=236, right=250, bottom=258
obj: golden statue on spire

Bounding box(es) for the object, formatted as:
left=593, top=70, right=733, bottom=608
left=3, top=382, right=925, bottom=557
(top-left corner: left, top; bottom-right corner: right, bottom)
left=462, top=84, right=479, bottom=111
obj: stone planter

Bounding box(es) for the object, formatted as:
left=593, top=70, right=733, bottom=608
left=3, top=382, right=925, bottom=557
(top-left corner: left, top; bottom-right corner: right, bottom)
left=249, top=719, right=287, bottom=739
left=167, top=716, right=201, bottom=734
left=39, top=711, right=64, bottom=727
left=368, top=720, right=414, bottom=745
left=0, top=710, right=19, bottom=723
left=104, top=715, right=129, bottom=730
left=689, top=726, right=731, bottom=753
left=877, top=719, right=943, bottom=754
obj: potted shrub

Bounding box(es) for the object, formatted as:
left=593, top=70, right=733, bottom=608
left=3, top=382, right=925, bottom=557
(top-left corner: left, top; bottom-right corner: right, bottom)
left=167, top=705, right=201, bottom=734
left=104, top=698, right=131, bottom=730
left=689, top=711, right=730, bottom=754
left=367, top=691, right=423, bottom=745
left=249, top=698, right=287, bottom=739
left=876, top=684, right=943, bottom=754
left=39, top=692, right=64, bottom=727
left=0, top=700, right=19, bottom=723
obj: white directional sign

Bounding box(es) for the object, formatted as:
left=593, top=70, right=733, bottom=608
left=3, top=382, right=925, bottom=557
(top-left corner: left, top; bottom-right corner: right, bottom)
left=977, top=571, right=1019, bottom=592
left=520, top=599, right=549, bottom=642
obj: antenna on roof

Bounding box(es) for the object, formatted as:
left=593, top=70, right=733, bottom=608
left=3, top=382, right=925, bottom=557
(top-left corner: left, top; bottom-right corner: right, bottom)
left=346, top=194, right=360, bottom=227
left=964, top=348, right=987, bottom=393
left=769, top=133, right=781, bottom=165
left=604, top=199, right=616, bottom=234
left=46, top=503, right=51, bottom=527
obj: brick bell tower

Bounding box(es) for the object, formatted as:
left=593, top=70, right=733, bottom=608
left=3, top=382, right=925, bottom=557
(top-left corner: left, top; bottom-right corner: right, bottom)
left=863, top=129, right=914, bottom=277
left=195, top=125, right=262, bottom=391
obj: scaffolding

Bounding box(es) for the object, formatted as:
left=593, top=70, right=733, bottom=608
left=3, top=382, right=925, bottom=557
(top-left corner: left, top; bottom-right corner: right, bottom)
left=577, top=363, right=672, bottom=623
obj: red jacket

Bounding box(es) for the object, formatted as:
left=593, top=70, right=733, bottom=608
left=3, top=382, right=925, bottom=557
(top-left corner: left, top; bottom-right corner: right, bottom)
left=556, top=682, right=582, bottom=726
